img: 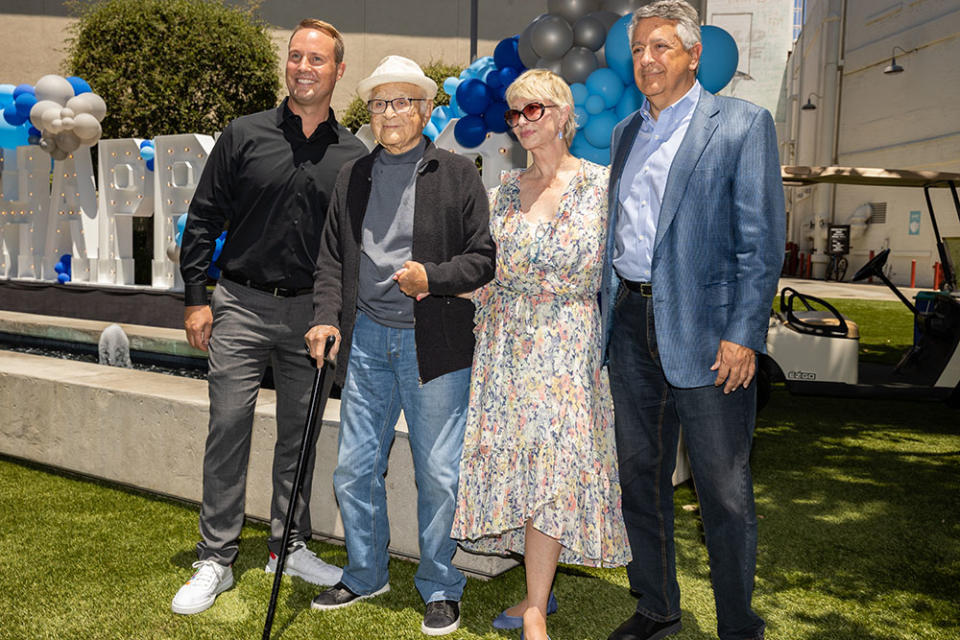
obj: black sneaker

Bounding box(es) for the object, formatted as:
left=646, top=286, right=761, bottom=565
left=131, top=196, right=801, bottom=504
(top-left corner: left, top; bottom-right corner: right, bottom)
left=310, top=581, right=390, bottom=610
left=421, top=599, right=461, bottom=636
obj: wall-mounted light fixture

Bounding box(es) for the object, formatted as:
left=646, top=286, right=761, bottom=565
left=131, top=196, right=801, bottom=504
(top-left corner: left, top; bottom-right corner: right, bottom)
left=801, top=92, right=822, bottom=111
left=883, top=46, right=910, bottom=74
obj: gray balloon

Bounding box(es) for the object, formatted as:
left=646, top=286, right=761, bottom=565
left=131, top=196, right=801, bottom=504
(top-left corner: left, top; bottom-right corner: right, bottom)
left=530, top=14, right=574, bottom=60
left=601, top=0, right=648, bottom=15
left=55, top=130, right=82, bottom=153
left=587, top=10, right=622, bottom=30
left=519, top=14, right=548, bottom=69
left=535, top=57, right=565, bottom=77
left=595, top=46, right=607, bottom=68
left=573, top=15, right=607, bottom=51
left=50, top=147, right=69, bottom=161
left=561, top=46, right=599, bottom=84
left=548, top=0, right=601, bottom=24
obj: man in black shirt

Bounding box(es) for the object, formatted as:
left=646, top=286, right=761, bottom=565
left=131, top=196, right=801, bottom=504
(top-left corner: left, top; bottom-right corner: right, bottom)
left=172, top=19, right=367, bottom=616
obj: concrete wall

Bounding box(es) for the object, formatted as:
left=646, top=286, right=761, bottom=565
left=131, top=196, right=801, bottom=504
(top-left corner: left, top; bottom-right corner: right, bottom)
left=783, top=0, right=960, bottom=287
left=0, top=348, right=516, bottom=577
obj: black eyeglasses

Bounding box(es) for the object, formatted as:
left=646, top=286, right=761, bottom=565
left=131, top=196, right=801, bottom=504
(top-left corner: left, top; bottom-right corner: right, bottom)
left=366, top=97, right=428, bottom=114
left=504, top=102, right=558, bottom=128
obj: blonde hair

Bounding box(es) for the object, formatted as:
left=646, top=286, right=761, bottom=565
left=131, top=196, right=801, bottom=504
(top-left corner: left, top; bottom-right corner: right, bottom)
left=290, top=19, right=345, bottom=64
left=505, top=69, right=577, bottom=145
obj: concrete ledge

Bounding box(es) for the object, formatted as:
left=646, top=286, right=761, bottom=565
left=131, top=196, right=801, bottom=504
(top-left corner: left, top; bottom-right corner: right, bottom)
left=0, top=350, right=516, bottom=577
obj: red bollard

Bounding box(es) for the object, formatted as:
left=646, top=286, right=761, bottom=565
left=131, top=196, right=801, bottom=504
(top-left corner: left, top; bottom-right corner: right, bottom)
left=910, top=260, right=917, bottom=288
left=868, top=249, right=875, bottom=283
left=798, top=253, right=806, bottom=278
left=934, top=262, right=942, bottom=290
left=807, top=253, right=813, bottom=279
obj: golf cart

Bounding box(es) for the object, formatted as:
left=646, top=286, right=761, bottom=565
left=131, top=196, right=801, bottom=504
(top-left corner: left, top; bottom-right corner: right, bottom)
left=759, top=166, right=960, bottom=408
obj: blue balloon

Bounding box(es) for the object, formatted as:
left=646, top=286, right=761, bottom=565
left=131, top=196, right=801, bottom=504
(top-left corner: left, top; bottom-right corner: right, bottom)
left=54, top=261, right=65, bottom=274
left=140, top=145, right=155, bottom=161
left=139, top=139, right=153, bottom=149
left=28, top=125, right=40, bottom=137
left=585, top=94, right=606, bottom=115
left=484, top=101, right=510, bottom=134
left=57, top=273, right=71, bottom=284
left=0, top=84, right=14, bottom=110
left=2, top=108, right=27, bottom=127
left=60, top=254, right=71, bottom=267
left=423, top=120, right=440, bottom=141
left=207, top=232, right=226, bottom=279
left=454, top=114, right=488, bottom=148
left=583, top=109, right=618, bottom=148
left=456, top=78, right=491, bottom=116
left=442, top=77, right=460, bottom=96
left=483, top=68, right=503, bottom=89
left=698, top=25, right=739, bottom=93
left=0, top=115, right=29, bottom=148
left=569, top=133, right=610, bottom=166
left=570, top=82, right=589, bottom=106
left=14, top=93, right=37, bottom=118
left=616, top=83, right=644, bottom=119
left=146, top=158, right=154, bottom=172
left=66, top=76, right=92, bottom=95
left=175, top=213, right=188, bottom=246
left=586, top=67, right=624, bottom=109
left=494, top=36, right=523, bottom=71
left=574, top=106, right=589, bottom=129
left=498, top=66, right=520, bottom=90
left=604, top=14, right=634, bottom=86
left=12, top=84, right=35, bottom=100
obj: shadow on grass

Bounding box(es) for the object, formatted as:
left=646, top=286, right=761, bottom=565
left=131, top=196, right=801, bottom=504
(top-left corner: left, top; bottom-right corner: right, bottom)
left=750, top=388, right=960, bottom=638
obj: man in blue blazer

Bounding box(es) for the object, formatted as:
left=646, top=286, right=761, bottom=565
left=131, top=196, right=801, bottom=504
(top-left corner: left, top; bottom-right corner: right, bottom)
left=601, top=2, right=785, bottom=640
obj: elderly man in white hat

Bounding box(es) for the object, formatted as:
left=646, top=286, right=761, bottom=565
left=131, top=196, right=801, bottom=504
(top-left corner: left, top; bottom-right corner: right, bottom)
left=305, top=55, right=494, bottom=635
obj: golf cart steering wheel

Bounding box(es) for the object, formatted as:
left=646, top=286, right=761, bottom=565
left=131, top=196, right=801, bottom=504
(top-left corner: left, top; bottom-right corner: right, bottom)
left=779, top=287, right=849, bottom=337
left=852, top=248, right=890, bottom=282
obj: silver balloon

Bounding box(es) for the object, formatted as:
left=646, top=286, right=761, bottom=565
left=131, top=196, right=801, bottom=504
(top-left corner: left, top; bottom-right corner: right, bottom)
left=586, top=10, right=622, bottom=30
left=548, top=0, right=601, bottom=24
left=601, top=0, right=649, bottom=15
left=55, top=130, right=81, bottom=153
left=66, top=94, right=93, bottom=116
left=595, top=46, right=607, bottom=68
left=73, top=112, right=102, bottom=144
left=85, top=93, right=107, bottom=122
left=561, top=46, right=599, bottom=84
left=34, top=74, right=74, bottom=105
left=530, top=14, right=574, bottom=60
left=518, top=14, right=547, bottom=69
left=166, top=242, right=181, bottom=264
left=50, top=147, right=70, bottom=161
left=535, top=57, right=565, bottom=77
left=573, top=15, right=607, bottom=51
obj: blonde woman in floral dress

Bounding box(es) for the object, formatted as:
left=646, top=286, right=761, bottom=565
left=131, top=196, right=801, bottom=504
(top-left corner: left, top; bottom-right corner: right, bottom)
left=450, top=69, right=630, bottom=640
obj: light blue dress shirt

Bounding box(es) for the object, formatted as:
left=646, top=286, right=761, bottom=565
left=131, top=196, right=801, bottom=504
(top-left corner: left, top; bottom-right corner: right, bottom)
left=613, top=81, right=702, bottom=282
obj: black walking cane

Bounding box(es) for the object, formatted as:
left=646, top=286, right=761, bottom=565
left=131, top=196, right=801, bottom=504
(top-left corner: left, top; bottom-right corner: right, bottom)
left=262, top=335, right=336, bottom=640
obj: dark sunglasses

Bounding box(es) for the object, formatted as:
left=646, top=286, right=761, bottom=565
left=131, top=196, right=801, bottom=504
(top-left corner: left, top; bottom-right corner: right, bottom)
left=504, top=102, right=558, bottom=128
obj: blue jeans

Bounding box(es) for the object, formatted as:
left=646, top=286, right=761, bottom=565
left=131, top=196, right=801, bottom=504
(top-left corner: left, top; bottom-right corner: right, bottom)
left=334, top=311, right=469, bottom=604
left=608, top=289, right=765, bottom=640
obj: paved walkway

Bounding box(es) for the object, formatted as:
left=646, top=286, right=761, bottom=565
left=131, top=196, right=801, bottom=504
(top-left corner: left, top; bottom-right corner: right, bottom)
left=777, top=277, right=925, bottom=302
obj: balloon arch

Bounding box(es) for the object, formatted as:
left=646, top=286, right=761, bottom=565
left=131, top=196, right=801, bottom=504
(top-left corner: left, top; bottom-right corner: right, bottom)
left=428, top=0, right=739, bottom=165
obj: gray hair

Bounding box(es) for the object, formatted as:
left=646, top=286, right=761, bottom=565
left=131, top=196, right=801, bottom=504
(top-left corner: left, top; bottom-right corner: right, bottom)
left=628, top=0, right=701, bottom=50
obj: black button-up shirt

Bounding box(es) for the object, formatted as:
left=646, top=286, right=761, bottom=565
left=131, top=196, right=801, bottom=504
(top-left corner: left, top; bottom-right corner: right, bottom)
left=180, top=98, right=367, bottom=306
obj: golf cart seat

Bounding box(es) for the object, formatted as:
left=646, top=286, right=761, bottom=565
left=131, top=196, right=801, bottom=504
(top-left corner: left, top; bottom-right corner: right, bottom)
left=779, top=287, right=859, bottom=338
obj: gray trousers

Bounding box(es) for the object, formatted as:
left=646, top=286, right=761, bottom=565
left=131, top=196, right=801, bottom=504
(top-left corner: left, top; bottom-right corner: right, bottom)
left=196, top=278, right=319, bottom=565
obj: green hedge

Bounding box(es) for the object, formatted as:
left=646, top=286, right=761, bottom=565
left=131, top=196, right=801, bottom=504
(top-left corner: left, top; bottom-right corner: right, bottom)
left=64, top=0, right=281, bottom=139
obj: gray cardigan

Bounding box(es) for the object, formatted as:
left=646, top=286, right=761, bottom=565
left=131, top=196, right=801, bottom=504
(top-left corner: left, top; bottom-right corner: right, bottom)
left=312, top=138, right=495, bottom=385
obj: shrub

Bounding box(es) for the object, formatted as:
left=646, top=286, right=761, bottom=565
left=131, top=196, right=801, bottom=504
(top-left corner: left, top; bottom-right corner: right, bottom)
left=64, top=0, right=281, bottom=139
left=340, top=60, right=464, bottom=133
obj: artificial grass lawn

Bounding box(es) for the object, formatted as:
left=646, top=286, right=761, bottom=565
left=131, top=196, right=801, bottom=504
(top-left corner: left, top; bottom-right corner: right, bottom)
left=817, top=297, right=916, bottom=365
left=1, top=386, right=957, bottom=640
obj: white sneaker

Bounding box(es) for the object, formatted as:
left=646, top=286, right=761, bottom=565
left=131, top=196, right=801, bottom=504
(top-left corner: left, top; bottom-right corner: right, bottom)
left=171, top=560, right=234, bottom=615
left=265, top=540, right=342, bottom=586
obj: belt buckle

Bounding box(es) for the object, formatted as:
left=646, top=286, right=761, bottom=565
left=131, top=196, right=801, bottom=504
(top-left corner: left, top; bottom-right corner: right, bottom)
left=640, top=283, right=652, bottom=297
left=272, top=287, right=282, bottom=297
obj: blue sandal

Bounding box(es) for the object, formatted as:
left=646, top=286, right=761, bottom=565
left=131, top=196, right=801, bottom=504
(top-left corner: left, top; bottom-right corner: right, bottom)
left=492, top=592, right=558, bottom=630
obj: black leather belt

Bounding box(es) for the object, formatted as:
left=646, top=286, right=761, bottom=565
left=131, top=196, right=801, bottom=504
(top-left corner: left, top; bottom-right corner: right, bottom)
left=223, top=275, right=312, bottom=298
left=622, top=279, right=653, bottom=297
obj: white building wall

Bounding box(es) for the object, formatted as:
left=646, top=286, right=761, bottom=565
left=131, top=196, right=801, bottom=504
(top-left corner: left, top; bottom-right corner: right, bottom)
left=785, top=0, right=960, bottom=288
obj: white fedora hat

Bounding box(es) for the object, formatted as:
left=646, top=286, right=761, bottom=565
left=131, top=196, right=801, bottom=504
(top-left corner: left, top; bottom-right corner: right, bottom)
left=357, top=55, right=438, bottom=101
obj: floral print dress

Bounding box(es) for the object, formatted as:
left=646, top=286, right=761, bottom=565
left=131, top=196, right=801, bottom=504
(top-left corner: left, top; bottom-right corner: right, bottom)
left=450, top=160, right=630, bottom=567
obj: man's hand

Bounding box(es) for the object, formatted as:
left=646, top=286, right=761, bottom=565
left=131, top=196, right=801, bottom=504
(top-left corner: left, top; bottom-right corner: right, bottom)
left=710, top=339, right=756, bottom=394
left=305, top=325, right=341, bottom=367
left=393, top=261, right=429, bottom=300
left=184, top=305, right=213, bottom=351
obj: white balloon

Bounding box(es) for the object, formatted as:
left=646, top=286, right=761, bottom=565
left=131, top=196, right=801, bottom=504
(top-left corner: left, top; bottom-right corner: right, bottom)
left=59, top=107, right=75, bottom=119
left=48, top=117, right=64, bottom=134
left=34, top=74, right=74, bottom=105
left=73, top=113, right=101, bottom=144
left=166, top=242, right=181, bottom=263
left=85, top=93, right=107, bottom=122
left=66, top=94, right=93, bottom=115
left=55, top=130, right=81, bottom=153
left=29, top=100, right=62, bottom=129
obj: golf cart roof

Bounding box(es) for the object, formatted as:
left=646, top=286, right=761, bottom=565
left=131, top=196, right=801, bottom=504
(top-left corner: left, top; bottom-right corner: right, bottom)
left=782, top=166, right=960, bottom=188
